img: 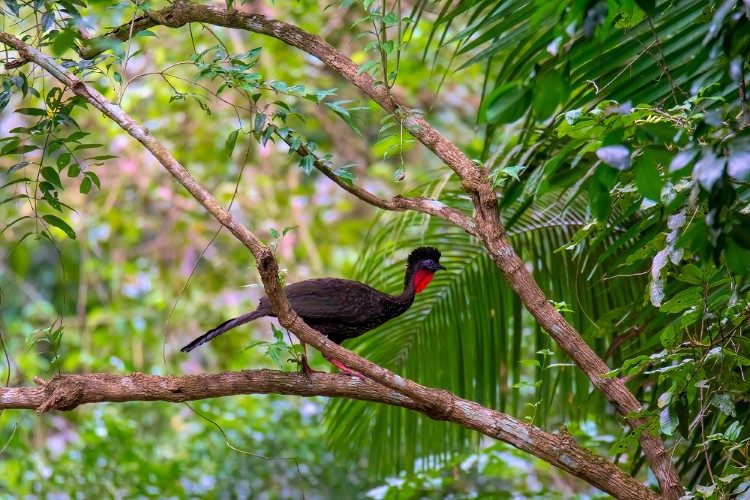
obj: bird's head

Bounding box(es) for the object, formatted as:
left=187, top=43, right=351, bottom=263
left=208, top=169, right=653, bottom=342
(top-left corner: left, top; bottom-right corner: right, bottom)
left=406, top=246, right=445, bottom=293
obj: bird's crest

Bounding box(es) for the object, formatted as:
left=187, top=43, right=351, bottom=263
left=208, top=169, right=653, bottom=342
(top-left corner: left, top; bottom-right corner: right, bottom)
left=407, top=246, right=441, bottom=266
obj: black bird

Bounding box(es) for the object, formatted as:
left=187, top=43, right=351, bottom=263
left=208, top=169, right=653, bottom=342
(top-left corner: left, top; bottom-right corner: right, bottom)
left=180, top=247, right=445, bottom=375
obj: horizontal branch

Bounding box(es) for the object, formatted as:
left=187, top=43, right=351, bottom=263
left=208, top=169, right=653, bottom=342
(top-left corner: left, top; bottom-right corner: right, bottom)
left=0, top=370, right=418, bottom=412
left=0, top=370, right=657, bottom=500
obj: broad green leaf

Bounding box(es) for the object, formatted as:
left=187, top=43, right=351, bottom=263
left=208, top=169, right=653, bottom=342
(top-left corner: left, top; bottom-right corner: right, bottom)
left=42, top=214, right=76, bottom=239
left=634, top=158, right=662, bottom=201
left=480, top=82, right=530, bottom=125
left=80, top=176, right=92, bottom=194
left=57, top=153, right=71, bottom=170
left=532, top=69, right=570, bottom=120
left=224, top=129, right=239, bottom=158
left=40, top=166, right=62, bottom=188
left=660, top=287, right=701, bottom=314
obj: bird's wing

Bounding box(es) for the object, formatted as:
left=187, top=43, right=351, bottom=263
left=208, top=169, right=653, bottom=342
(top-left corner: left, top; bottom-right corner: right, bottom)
left=283, top=278, right=388, bottom=322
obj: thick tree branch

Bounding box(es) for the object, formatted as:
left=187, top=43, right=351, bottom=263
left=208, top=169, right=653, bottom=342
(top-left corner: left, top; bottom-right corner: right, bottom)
left=0, top=370, right=657, bottom=500
left=2, top=371, right=418, bottom=412
left=74, top=4, right=682, bottom=496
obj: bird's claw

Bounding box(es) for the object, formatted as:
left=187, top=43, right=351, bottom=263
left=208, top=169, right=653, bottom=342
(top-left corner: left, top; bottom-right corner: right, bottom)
left=291, top=354, right=323, bottom=376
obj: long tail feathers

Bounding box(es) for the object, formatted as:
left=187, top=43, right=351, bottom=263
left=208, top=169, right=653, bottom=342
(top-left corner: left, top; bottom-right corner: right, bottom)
left=180, top=310, right=263, bottom=353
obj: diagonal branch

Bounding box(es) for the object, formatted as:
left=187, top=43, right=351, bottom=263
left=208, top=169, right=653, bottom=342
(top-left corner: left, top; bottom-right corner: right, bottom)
left=73, top=3, right=683, bottom=496
left=0, top=370, right=657, bottom=500
left=275, top=129, right=476, bottom=235
left=0, top=30, right=658, bottom=498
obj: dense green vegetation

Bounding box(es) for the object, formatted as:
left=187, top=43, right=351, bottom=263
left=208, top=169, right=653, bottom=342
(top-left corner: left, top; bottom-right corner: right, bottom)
left=1, top=0, right=749, bottom=497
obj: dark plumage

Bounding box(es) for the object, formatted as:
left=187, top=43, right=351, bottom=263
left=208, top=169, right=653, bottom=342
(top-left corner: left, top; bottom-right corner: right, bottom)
left=180, top=247, right=444, bottom=373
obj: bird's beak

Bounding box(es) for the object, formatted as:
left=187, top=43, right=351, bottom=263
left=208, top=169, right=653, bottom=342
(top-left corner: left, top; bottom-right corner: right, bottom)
left=437, top=264, right=446, bottom=271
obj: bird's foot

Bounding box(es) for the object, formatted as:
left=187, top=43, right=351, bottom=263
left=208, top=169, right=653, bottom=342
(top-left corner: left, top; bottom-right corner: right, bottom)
left=291, top=354, right=324, bottom=376
left=329, top=358, right=363, bottom=378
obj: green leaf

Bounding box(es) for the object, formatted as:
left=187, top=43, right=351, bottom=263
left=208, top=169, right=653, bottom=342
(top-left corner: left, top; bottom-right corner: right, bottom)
left=660, top=287, right=702, bottom=314
left=6, top=161, right=30, bottom=175
left=80, top=176, right=92, bottom=194
left=659, top=407, right=678, bottom=436
left=224, top=129, right=239, bottom=158
left=56, top=152, right=71, bottom=171
left=299, top=155, right=315, bottom=174
left=635, top=0, right=656, bottom=14
left=634, top=158, right=662, bottom=201
left=84, top=171, right=101, bottom=189
left=261, top=125, right=276, bottom=146
left=532, top=70, right=570, bottom=120
left=67, top=163, right=81, bottom=177
left=1, top=177, right=31, bottom=190
left=67, top=131, right=88, bottom=142
left=42, top=214, right=76, bottom=239
left=609, top=431, right=637, bottom=455
left=725, top=241, right=749, bottom=275
left=3, top=144, right=38, bottom=155
left=51, top=27, right=77, bottom=56
left=253, top=113, right=266, bottom=137
left=333, top=166, right=357, bottom=185
left=710, top=394, right=736, bottom=417
left=40, top=166, right=62, bottom=188
left=724, top=421, right=743, bottom=441
left=14, top=107, right=46, bottom=116
left=357, top=60, right=381, bottom=76
left=479, top=82, right=531, bottom=125
left=325, top=102, right=364, bottom=137
left=660, top=325, right=678, bottom=349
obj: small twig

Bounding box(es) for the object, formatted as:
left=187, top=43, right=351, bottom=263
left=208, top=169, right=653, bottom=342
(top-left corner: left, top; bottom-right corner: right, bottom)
left=3, top=56, right=28, bottom=69
left=738, top=67, right=750, bottom=126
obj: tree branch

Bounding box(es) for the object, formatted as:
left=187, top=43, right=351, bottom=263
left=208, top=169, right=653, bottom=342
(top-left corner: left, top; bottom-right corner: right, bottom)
left=0, top=370, right=657, bottom=500
left=275, top=129, right=476, bottom=235
left=75, top=3, right=682, bottom=496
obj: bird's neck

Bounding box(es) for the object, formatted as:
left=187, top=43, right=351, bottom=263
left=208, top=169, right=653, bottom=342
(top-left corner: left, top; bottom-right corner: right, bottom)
left=380, top=265, right=426, bottom=317
left=399, top=264, right=434, bottom=299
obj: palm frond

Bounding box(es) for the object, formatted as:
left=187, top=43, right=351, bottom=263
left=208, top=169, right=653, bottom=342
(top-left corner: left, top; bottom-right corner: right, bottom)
left=324, top=192, right=645, bottom=476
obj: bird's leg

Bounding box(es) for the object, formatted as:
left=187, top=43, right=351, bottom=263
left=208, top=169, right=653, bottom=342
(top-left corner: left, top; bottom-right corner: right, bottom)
left=292, top=342, right=323, bottom=375
left=325, top=355, right=363, bottom=378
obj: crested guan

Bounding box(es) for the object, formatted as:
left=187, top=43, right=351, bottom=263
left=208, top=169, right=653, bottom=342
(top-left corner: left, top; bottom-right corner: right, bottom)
left=180, top=246, right=445, bottom=375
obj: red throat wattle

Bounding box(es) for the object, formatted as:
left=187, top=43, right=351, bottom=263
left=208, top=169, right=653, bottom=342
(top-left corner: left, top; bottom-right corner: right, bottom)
left=413, top=269, right=435, bottom=293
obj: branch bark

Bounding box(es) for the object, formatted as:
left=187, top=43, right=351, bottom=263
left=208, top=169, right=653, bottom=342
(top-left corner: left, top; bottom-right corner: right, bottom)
left=0, top=370, right=657, bottom=499
left=73, top=3, right=682, bottom=496
left=274, top=129, right=476, bottom=234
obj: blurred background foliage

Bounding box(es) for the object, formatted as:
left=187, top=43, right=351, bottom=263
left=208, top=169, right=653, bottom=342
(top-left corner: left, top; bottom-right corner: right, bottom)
left=1, top=0, right=750, bottom=498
